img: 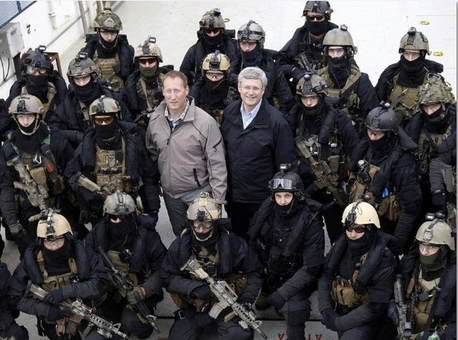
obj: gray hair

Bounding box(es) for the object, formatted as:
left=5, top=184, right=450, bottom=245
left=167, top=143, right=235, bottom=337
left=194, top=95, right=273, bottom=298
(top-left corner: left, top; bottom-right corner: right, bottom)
left=238, top=67, right=267, bottom=89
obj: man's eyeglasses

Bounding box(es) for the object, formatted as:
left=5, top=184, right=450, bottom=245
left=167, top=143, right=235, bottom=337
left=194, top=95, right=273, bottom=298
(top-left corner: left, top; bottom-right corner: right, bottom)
left=307, top=15, right=325, bottom=22
left=94, top=116, right=115, bottom=125
left=344, top=224, right=367, bottom=233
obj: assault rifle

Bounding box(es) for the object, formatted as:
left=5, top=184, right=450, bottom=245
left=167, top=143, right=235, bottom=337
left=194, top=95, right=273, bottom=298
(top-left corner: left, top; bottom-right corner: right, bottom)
left=26, top=282, right=129, bottom=339
left=295, top=137, right=347, bottom=207
left=7, top=155, right=49, bottom=221
left=181, top=256, right=267, bottom=339
left=77, top=173, right=111, bottom=198
left=294, top=51, right=315, bottom=73
left=96, top=247, right=161, bottom=334
left=394, top=274, right=412, bottom=340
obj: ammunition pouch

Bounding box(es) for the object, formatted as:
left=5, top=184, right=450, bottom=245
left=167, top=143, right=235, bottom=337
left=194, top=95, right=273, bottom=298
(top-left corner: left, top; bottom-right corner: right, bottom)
left=331, top=276, right=369, bottom=309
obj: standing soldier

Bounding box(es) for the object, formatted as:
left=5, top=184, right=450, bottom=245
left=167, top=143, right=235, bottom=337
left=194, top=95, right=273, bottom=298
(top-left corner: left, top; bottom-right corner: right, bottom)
left=248, top=166, right=325, bottom=340
left=161, top=193, right=263, bottom=340
left=84, top=191, right=166, bottom=339
left=49, top=52, right=131, bottom=149
left=66, top=96, right=160, bottom=227
left=347, top=102, right=422, bottom=254
left=190, top=50, right=240, bottom=123
left=375, top=27, right=444, bottom=126
left=396, top=215, right=456, bottom=340
left=0, top=45, right=67, bottom=140
left=317, top=25, right=379, bottom=135
left=0, top=95, right=75, bottom=257
left=405, top=74, right=456, bottom=216
left=81, top=7, right=134, bottom=92
left=279, top=1, right=337, bottom=88
left=123, top=37, right=171, bottom=128
left=0, top=260, right=29, bottom=340
left=288, top=73, right=359, bottom=243
left=232, top=20, right=295, bottom=114
left=8, top=211, right=110, bottom=340
left=180, top=8, right=239, bottom=86
left=319, top=201, right=397, bottom=339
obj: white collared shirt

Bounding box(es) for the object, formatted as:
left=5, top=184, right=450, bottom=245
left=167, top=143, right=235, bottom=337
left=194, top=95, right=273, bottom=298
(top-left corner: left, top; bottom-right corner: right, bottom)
left=240, top=100, right=262, bottom=129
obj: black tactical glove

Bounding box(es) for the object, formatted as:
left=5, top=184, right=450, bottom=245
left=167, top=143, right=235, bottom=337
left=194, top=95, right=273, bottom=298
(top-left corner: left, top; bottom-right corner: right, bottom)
left=44, top=289, right=65, bottom=306
left=321, top=308, right=339, bottom=331
left=190, top=285, right=211, bottom=302
left=126, top=286, right=145, bottom=305
left=47, top=305, right=65, bottom=321
left=9, top=222, right=26, bottom=239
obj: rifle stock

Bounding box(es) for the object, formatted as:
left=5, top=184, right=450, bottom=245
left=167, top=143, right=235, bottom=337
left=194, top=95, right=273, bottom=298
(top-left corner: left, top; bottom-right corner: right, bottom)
left=96, top=247, right=160, bottom=334
left=26, top=282, right=129, bottom=339
left=181, top=256, right=267, bottom=339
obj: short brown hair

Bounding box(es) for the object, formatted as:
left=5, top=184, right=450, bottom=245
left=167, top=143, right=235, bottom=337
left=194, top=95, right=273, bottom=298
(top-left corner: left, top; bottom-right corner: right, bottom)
left=163, top=70, right=188, bottom=88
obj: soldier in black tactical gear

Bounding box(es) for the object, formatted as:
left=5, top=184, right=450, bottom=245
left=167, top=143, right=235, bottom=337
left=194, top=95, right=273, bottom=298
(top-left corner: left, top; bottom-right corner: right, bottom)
left=287, top=72, right=359, bottom=243
left=0, top=261, right=29, bottom=340
left=180, top=8, right=239, bottom=86
left=161, top=192, right=263, bottom=340
left=49, top=52, right=131, bottom=148
left=375, top=27, right=444, bottom=126
left=81, top=7, right=134, bottom=92
left=405, top=74, right=456, bottom=216
left=319, top=201, right=397, bottom=339
left=190, top=50, right=240, bottom=123
left=0, top=45, right=67, bottom=141
left=318, top=25, right=379, bottom=136
left=84, top=191, right=166, bottom=339
left=66, top=96, right=160, bottom=227
left=278, top=1, right=338, bottom=89
left=347, top=102, right=422, bottom=254
left=8, top=211, right=110, bottom=340
left=231, top=20, right=295, bottom=113
left=0, top=95, right=75, bottom=258
left=248, top=166, right=325, bottom=340
left=122, top=37, right=172, bottom=128
left=396, top=215, right=456, bottom=340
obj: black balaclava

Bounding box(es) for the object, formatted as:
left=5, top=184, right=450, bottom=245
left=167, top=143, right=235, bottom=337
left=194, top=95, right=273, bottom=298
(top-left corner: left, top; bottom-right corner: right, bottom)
left=241, top=45, right=263, bottom=67
left=200, top=77, right=229, bottom=107
left=368, top=132, right=396, bottom=165
left=26, top=75, right=49, bottom=103
left=139, top=64, right=159, bottom=79
left=108, top=215, right=135, bottom=254
left=299, top=96, right=324, bottom=119
left=42, top=239, right=71, bottom=275
left=74, top=80, right=101, bottom=104
left=191, top=221, right=219, bottom=247
left=96, top=31, right=118, bottom=58
left=346, top=225, right=377, bottom=256
left=398, top=54, right=427, bottom=87
left=94, top=117, right=120, bottom=142
left=11, top=120, right=48, bottom=153
left=420, top=247, right=449, bottom=280
left=305, top=20, right=328, bottom=36
left=424, top=105, right=451, bottom=134
left=328, top=56, right=351, bottom=88
left=202, top=32, right=223, bottom=53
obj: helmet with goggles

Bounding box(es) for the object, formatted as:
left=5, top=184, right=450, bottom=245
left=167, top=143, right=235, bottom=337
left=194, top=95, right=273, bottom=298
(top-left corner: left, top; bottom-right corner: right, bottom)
left=323, top=24, right=358, bottom=56
left=103, top=191, right=136, bottom=216
left=89, top=95, right=121, bottom=118
left=416, top=213, right=455, bottom=251
left=303, top=1, right=333, bottom=20
left=22, top=45, right=53, bottom=75
left=199, top=8, right=225, bottom=30
left=201, top=50, right=231, bottom=72
left=187, top=192, right=221, bottom=222
left=67, top=51, right=101, bottom=83
left=398, top=27, right=430, bottom=55
left=342, top=200, right=381, bottom=229
left=269, top=164, right=305, bottom=201
left=237, top=20, right=265, bottom=49
left=37, top=210, right=73, bottom=240
left=9, top=94, right=44, bottom=135
left=296, top=72, right=328, bottom=96
left=134, top=36, right=163, bottom=62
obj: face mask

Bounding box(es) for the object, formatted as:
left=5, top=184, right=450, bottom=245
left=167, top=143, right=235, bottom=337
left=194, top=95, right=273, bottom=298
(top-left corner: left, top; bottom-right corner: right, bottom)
left=109, top=215, right=135, bottom=238
left=94, top=119, right=118, bottom=140
left=26, top=75, right=49, bottom=99
left=43, top=239, right=70, bottom=262
left=305, top=20, right=328, bottom=35
left=74, top=80, right=99, bottom=102
left=299, top=97, right=323, bottom=117
left=203, top=33, right=222, bottom=48
left=400, top=54, right=425, bottom=73
left=241, top=46, right=262, bottom=67
left=139, top=64, right=159, bottom=79
left=368, top=134, right=389, bottom=151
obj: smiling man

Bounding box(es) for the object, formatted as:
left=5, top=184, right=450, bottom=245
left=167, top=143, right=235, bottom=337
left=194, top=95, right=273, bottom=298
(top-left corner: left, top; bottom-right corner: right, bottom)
left=221, top=67, right=297, bottom=240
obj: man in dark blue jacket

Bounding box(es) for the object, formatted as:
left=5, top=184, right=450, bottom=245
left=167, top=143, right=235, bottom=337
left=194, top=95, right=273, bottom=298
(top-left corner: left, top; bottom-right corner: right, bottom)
left=221, top=67, right=297, bottom=239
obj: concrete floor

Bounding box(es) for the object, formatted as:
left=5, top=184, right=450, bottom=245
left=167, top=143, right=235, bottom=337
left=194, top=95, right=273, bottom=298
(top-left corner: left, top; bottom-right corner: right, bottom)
left=1, top=1, right=456, bottom=339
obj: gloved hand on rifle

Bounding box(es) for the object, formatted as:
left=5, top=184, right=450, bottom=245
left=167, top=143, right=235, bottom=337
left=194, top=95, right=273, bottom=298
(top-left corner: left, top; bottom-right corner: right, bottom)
left=126, top=286, right=146, bottom=305
left=44, top=289, right=65, bottom=306
left=9, top=222, right=27, bottom=239
left=190, top=284, right=213, bottom=303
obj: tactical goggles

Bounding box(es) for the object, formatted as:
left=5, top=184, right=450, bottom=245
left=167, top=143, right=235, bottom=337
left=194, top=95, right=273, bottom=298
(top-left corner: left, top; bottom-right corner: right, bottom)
left=43, top=237, right=65, bottom=247
left=205, top=28, right=221, bottom=35
left=269, top=178, right=294, bottom=190
left=94, top=116, right=115, bottom=125
left=108, top=214, right=129, bottom=221
left=306, top=14, right=325, bottom=21
left=138, top=58, right=157, bottom=66
left=344, top=224, right=367, bottom=234
left=192, top=220, right=213, bottom=231
left=27, top=66, right=47, bottom=75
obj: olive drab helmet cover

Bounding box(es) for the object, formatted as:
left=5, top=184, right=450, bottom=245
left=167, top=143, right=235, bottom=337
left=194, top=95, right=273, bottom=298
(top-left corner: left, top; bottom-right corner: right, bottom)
left=103, top=191, right=137, bottom=216
left=237, top=20, right=266, bottom=49
left=342, top=200, right=381, bottom=229
left=416, top=216, right=455, bottom=251
left=93, top=7, right=123, bottom=31
left=199, top=8, right=226, bottom=30
left=303, top=1, right=333, bottom=20
left=37, top=210, right=73, bottom=239
left=365, top=102, right=400, bottom=134
left=22, top=45, right=53, bottom=74
left=67, top=51, right=101, bottom=82
left=89, top=95, right=121, bottom=117
left=134, top=36, right=163, bottom=62
left=269, top=164, right=305, bottom=201
left=398, top=27, right=430, bottom=55
left=296, top=72, right=328, bottom=96
left=186, top=192, right=221, bottom=222
left=9, top=94, right=44, bottom=135
left=201, top=50, right=231, bottom=72
left=323, top=24, right=358, bottom=56
left=417, top=73, right=456, bottom=106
